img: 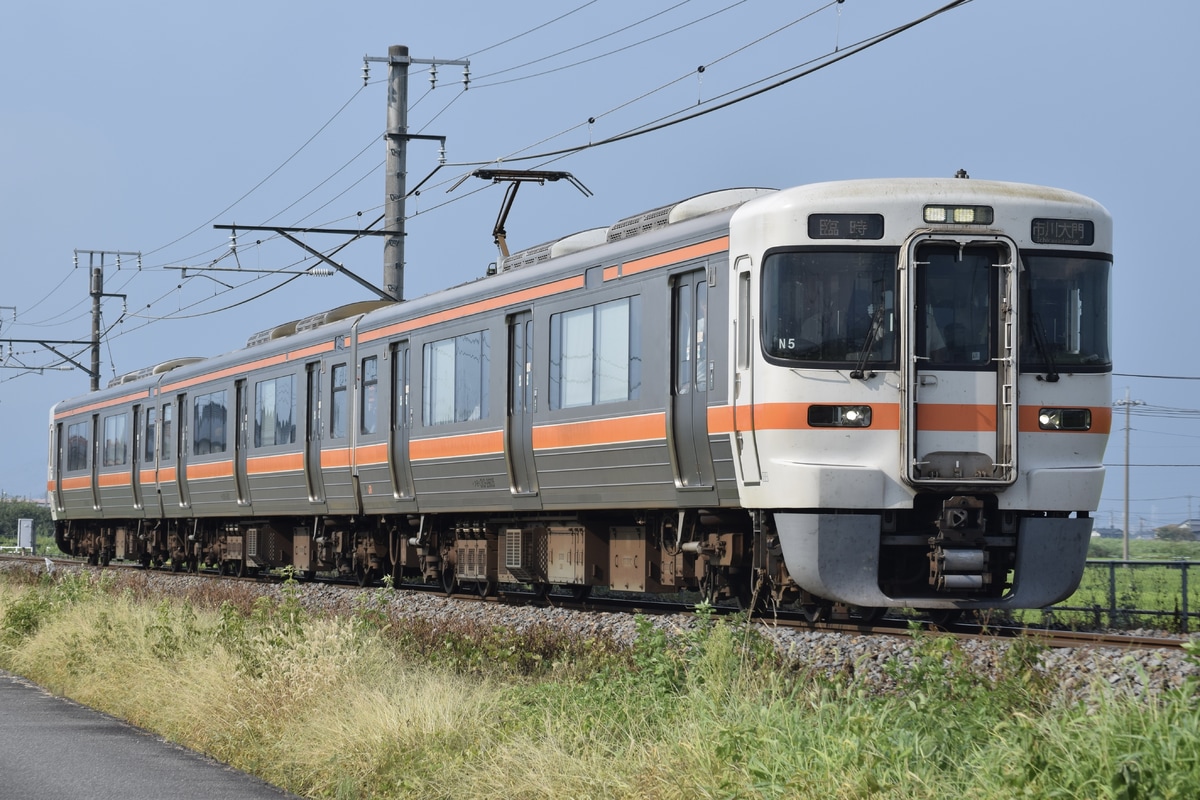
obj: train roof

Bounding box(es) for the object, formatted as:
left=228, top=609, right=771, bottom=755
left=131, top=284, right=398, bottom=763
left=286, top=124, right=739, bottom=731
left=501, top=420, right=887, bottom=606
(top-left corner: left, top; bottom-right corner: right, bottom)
left=52, top=177, right=1111, bottom=417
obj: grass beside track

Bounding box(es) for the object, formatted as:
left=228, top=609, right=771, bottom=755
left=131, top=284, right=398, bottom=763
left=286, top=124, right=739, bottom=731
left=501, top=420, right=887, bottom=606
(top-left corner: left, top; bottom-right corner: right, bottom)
left=3, top=567, right=1200, bottom=800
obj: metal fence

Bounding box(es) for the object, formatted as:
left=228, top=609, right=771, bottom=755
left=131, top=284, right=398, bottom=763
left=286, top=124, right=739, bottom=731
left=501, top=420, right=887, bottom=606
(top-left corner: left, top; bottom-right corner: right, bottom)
left=1042, top=559, right=1198, bottom=633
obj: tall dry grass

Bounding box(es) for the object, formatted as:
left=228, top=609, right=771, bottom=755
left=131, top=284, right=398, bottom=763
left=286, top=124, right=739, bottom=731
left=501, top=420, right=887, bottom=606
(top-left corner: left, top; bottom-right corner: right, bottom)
left=4, top=567, right=1200, bottom=799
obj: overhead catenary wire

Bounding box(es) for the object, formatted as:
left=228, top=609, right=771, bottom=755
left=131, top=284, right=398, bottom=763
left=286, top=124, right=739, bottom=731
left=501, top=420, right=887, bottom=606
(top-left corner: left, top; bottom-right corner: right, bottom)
left=4, top=0, right=976, bottom=380
left=470, top=0, right=748, bottom=87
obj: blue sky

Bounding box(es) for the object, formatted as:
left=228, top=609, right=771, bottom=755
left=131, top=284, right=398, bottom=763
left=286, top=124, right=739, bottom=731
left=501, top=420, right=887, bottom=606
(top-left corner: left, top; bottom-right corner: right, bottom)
left=2, top=0, right=1198, bottom=530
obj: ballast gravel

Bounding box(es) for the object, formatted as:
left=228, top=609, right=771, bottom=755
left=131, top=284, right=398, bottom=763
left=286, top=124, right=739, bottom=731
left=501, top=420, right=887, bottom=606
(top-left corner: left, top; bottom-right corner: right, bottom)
left=6, top=561, right=1198, bottom=706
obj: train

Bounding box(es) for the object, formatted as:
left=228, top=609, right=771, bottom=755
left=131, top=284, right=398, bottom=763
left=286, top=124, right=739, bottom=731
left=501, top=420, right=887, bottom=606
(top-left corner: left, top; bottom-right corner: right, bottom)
left=48, top=175, right=1113, bottom=618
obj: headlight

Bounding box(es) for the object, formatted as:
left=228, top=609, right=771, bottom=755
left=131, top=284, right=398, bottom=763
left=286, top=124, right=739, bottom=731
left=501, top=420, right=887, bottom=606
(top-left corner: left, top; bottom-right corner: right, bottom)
left=1038, top=408, right=1092, bottom=431
left=923, top=204, right=994, bottom=225
left=808, top=405, right=872, bottom=428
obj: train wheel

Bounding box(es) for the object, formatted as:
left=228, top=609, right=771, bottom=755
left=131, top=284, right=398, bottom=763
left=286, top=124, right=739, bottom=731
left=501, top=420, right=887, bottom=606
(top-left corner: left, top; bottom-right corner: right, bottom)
left=475, top=578, right=495, bottom=599
left=567, top=584, right=592, bottom=602
left=926, top=610, right=962, bottom=629
left=698, top=566, right=722, bottom=606
left=439, top=565, right=457, bottom=596
left=846, top=606, right=885, bottom=624
left=531, top=582, right=550, bottom=602
left=800, top=602, right=831, bottom=623
left=235, top=560, right=246, bottom=578
left=355, top=564, right=372, bottom=588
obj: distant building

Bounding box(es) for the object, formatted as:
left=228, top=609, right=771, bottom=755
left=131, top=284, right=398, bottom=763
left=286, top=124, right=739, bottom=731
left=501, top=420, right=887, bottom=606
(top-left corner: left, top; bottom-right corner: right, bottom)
left=1092, top=526, right=1123, bottom=539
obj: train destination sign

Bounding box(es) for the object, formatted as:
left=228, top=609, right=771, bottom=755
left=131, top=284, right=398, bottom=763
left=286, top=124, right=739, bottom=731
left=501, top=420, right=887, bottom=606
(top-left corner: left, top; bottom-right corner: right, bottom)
left=1031, top=218, right=1094, bottom=246
left=807, top=213, right=884, bottom=240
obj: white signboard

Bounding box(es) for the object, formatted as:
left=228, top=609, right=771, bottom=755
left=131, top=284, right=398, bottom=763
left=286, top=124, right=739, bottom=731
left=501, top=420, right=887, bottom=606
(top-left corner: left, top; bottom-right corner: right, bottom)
left=17, top=518, right=34, bottom=551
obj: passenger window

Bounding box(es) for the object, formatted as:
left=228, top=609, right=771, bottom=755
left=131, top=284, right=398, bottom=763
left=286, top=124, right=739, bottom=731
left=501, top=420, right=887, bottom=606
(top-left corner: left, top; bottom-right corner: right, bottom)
left=549, top=296, right=641, bottom=409
left=331, top=364, right=348, bottom=439
left=102, top=413, right=129, bottom=467
left=192, top=390, right=228, bottom=455
left=144, top=407, right=157, bottom=464
left=422, top=331, right=491, bottom=425
left=161, top=404, right=174, bottom=461
left=360, top=356, right=378, bottom=435
left=66, top=421, right=89, bottom=471
left=255, top=375, right=296, bottom=447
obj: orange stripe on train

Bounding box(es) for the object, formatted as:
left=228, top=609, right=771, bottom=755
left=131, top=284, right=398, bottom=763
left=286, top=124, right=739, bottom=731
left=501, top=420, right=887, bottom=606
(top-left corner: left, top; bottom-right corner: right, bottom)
left=409, top=431, right=504, bottom=461
left=247, top=452, right=305, bottom=475
left=532, top=413, right=665, bottom=450
left=187, top=461, right=234, bottom=480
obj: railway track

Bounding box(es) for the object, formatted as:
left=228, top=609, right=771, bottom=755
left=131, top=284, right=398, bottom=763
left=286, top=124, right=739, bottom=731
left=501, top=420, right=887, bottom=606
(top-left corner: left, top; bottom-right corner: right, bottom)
left=0, top=554, right=1189, bottom=652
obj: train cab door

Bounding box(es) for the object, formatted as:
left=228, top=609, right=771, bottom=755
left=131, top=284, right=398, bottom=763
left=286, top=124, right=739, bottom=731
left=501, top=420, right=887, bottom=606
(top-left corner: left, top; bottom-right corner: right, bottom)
left=670, top=268, right=716, bottom=490
left=905, top=237, right=1017, bottom=486
left=304, top=361, right=326, bottom=503
left=732, top=260, right=761, bottom=485
left=234, top=379, right=251, bottom=507
left=388, top=341, right=415, bottom=500
left=506, top=311, right=539, bottom=497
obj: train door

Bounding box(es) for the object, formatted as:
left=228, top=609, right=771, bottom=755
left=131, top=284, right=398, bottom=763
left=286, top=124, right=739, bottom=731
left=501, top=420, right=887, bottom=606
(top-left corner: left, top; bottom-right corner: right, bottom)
left=304, top=361, right=326, bottom=503
left=143, top=404, right=163, bottom=517
left=388, top=342, right=415, bottom=499
left=506, top=311, right=539, bottom=495
left=670, top=268, right=716, bottom=489
left=175, top=396, right=191, bottom=508
left=732, top=260, right=761, bottom=485
left=906, top=237, right=1017, bottom=485
left=131, top=405, right=143, bottom=509
left=234, top=379, right=250, bottom=506
left=90, top=414, right=101, bottom=510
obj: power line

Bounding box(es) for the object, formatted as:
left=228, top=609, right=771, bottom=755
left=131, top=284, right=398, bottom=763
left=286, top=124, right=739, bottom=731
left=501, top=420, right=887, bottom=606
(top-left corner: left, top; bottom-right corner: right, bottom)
left=472, top=0, right=748, bottom=87
left=462, top=0, right=973, bottom=165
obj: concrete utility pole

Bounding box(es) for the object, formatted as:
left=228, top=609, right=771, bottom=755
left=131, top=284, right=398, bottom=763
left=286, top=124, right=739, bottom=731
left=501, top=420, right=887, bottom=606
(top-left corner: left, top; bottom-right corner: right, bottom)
left=77, top=249, right=136, bottom=391
left=363, top=46, right=468, bottom=301
left=1114, top=388, right=1145, bottom=560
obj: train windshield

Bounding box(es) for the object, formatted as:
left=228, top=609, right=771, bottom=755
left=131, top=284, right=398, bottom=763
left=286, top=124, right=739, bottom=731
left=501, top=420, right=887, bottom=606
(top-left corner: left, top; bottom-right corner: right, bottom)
left=761, top=249, right=897, bottom=367
left=1019, top=253, right=1111, bottom=371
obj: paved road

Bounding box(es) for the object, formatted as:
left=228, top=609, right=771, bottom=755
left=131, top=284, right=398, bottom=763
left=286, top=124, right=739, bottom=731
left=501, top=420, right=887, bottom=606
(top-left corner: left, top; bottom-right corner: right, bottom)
left=0, top=670, right=298, bottom=800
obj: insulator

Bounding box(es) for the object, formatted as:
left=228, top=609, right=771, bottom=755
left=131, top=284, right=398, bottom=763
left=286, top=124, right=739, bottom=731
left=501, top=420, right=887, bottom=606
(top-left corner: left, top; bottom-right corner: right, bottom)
left=462, top=65, right=470, bottom=89
left=115, top=254, right=121, bottom=269
left=229, top=230, right=237, bottom=253
left=308, top=266, right=335, bottom=277
left=362, top=59, right=370, bottom=86
left=438, top=143, right=446, bottom=165
left=429, top=63, right=437, bottom=89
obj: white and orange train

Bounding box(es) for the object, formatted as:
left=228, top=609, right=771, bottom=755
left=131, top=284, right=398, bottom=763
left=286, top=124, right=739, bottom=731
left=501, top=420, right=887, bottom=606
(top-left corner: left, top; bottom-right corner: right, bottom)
left=49, top=176, right=1112, bottom=616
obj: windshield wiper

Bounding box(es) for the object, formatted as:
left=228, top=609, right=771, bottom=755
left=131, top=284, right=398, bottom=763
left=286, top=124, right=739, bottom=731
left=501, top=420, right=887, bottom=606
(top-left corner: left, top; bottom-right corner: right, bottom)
left=1029, top=312, right=1060, bottom=382
left=850, top=304, right=886, bottom=380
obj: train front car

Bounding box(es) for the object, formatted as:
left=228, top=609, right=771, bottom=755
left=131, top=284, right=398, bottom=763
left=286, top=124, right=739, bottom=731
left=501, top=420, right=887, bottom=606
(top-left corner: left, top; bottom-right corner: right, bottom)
left=731, top=177, right=1112, bottom=612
